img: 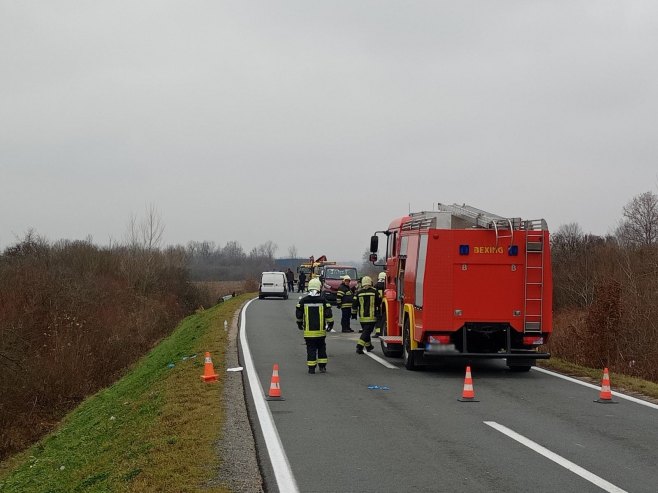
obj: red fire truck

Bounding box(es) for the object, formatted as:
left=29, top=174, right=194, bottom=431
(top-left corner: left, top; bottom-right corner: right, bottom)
left=369, top=203, right=552, bottom=371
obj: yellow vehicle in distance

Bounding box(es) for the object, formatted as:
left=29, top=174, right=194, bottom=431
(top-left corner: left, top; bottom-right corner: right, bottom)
left=297, top=255, right=336, bottom=287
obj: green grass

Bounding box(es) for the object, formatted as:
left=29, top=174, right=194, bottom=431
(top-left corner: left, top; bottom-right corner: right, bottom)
left=539, top=357, right=658, bottom=401
left=0, top=295, right=252, bottom=493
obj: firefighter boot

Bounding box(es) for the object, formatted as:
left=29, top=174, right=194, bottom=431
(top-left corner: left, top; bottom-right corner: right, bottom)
left=308, top=366, right=316, bottom=374
left=356, top=345, right=364, bottom=354
left=366, top=344, right=374, bottom=352
left=319, top=364, right=326, bottom=373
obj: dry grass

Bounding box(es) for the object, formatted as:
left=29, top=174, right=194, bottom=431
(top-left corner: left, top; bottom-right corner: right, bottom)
left=192, top=281, right=250, bottom=301
left=539, top=357, right=658, bottom=402
left=0, top=297, right=253, bottom=492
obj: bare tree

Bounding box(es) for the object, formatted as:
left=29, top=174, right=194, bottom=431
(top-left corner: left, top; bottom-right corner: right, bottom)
left=616, top=191, right=658, bottom=247
left=140, top=204, right=165, bottom=250
left=287, top=245, right=298, bottom=258
left=258, top=241, right=278, bottom=260
left=551, top=222, right=584, bottom=255
left=223, top=241, right=246, bottom=261
left=124, top=204, right=165, bottom=250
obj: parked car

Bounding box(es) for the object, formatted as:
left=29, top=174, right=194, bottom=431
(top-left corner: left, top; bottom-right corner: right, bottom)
left=319, top=266, right=358, bottom=304
left=259, top=271, right=288, bottom=299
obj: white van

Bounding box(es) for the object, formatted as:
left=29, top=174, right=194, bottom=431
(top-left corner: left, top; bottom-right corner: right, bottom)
left=258, top=271, right=288, bottom=299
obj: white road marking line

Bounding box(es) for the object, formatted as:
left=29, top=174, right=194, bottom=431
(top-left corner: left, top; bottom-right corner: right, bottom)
left=240, top=298, right=299, bottom=493
left=484, top=421, right=627, bottom=493
left=532, top=367, right=658, bottom=410
left=365, top=351, right=399, bottom=369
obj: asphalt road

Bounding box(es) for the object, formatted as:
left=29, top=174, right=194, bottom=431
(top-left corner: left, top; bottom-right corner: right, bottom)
left=241, top=296, right=658, bottom=493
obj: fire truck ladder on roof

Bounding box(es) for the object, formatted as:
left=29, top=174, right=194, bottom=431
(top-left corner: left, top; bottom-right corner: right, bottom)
left=436, top=203, right=516, bottom=246
left=523, top=220, right=546, bottom=334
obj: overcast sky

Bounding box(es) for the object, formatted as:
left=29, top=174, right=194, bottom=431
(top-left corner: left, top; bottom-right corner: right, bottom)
left=2, top=1, right=657, bottom=262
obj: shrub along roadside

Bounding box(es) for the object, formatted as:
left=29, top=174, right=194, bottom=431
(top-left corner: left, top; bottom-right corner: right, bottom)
left=0, top=235, right=215, bottom=460
left=0, top=296, right=250, bottom=493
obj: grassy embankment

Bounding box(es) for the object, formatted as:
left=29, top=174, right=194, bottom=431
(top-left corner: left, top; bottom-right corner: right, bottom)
left=0, top=295, right=251, bottom=493
left=539, top=357, right=658, bottom=401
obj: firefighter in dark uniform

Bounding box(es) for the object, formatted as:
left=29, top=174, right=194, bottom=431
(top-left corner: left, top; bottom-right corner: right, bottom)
left=373, top=271, right=386, bottom=338
left=336, top=275, right=355, bottom=333
left=352, top=276, right=381, bottom=354
left=298, top=270, right=306, bottom=292
left=296, top=278, right=334, bottom=373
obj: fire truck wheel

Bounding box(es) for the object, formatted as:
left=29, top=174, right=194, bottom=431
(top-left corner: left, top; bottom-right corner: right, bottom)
left=403, top=319, right=420, bottom=371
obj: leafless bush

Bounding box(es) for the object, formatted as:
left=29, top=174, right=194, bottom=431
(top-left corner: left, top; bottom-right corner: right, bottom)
left=549, top=227, right=658, bottom=382
left=0, top=234, right=207, bottom=459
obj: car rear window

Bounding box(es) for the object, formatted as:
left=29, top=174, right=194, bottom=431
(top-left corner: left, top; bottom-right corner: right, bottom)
left=262, top=273, right=283, bottom=283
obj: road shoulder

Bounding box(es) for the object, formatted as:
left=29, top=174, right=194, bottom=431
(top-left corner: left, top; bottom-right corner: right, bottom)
left=213, top=304, right=264, bottom=492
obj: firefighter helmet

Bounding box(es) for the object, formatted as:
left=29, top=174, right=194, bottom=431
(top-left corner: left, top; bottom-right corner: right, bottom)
left=308, top=278, right=322, bottom=291
left=361, top=276, right=373, bottom=287
left=378, top=272, right=386, bottom=281
left=342, top=275, right=351, bottom=281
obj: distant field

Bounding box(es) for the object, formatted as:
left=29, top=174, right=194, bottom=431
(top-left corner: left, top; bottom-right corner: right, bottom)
left=192, top=280, right=255, bottom=300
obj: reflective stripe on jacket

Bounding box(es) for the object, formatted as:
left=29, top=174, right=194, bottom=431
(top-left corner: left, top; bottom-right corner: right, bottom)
left=336, top=283, right=354, bottom=308
left=352, top=287, right=381, bottom=323
left=375, top=280, right=385, bottom=301
left=296, top=293, right=334, bottom=338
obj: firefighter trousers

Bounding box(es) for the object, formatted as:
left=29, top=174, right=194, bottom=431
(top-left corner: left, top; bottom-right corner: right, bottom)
left=305, top=336, right=327, bottom=369
left=356, top=322, right=376, bottom=351
left=340, top=307, right=352, bottom=331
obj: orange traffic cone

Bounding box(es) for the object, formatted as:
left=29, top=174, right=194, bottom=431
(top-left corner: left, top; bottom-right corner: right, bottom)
left=266, top=363, right=285, bottom=401
left=458, top=365, right=479, bottom=402
left=594, top=367, right=617, bottom=404
left=200, top=352, right=218, bottom=382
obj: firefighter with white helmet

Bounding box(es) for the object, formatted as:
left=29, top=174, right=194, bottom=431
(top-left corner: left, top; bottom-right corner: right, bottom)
left=351, top=275, right=382, bottom=354
left=373, top=272, right=386, bottom=338
left=296, top=277, right=334, bottom=373
left=336, top=274, right=355, bottom=333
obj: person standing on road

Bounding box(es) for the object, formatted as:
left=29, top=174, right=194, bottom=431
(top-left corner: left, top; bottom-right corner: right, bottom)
left=373, top=271, right=386, bottom=338
left=296, top=278, right=334, bottom=373
left=298, top=270, right=306, bottom=293
left=285, top=268, right=295, bottom=293
left=352, top=276, right=381, bottom=354
left=336, top=275, right=355, bottom=333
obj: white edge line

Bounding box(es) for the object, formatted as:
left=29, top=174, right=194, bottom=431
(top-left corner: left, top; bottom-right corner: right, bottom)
left=240, top=298, right=299, bottom=493
left=365, top=350, right=399, bottom=369
left=532, top=366, right=658, bottom=410
left=484, top=421, right=627, bottom=493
